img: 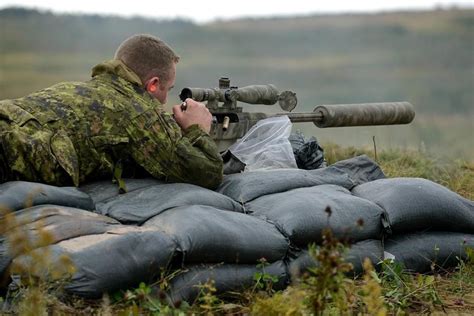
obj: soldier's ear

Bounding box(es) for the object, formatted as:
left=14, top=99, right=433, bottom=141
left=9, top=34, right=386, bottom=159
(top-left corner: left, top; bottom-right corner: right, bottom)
left=145, top=77, right=160, bottom=93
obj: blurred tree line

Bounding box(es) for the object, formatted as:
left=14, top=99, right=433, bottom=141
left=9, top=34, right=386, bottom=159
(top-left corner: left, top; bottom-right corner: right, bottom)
left=1, top=7, right=473, bottom=158
left=1, top=7, right=473, bottom=114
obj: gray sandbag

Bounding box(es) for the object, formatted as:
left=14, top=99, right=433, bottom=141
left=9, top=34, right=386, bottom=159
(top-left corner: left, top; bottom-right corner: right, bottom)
left=12, top=226, right=177, bottom=298
left=167, top=261, right=288, bottom=304
left=288, top=239, right=384, bottom=278
left=143, top=205, right=289, bottom=264
left=352, top=178, right=474, bottom=234
left=96, top=183, right=244, bottom=224
left=3, top=204, right=119, bottom=232
left=1, top=205, right=120, bottom=278
left=384, top=232, right=474, bottom=273
left=0, top=181, right=94, bottom=213
left=79, top=178, right=163, bottom=205
left=247, top=185, right=386, bottom=246
left=217, top=166, right=354, bottom=203
left=330, top=155, right=386, bottom=185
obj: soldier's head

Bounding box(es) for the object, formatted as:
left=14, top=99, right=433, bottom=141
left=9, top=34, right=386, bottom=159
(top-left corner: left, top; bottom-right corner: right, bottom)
left=115, top=34, right=180, bottom=103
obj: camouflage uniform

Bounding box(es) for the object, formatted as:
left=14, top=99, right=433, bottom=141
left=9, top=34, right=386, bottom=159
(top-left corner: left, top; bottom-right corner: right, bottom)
left=0, top=60, right=223, bottom=189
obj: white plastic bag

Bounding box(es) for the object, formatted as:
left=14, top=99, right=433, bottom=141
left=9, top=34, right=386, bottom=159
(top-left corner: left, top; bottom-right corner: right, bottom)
left=228, top=116, right=297, bottom=171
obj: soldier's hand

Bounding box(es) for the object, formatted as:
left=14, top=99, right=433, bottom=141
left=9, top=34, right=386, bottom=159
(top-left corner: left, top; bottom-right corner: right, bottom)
left=173, top=98, right=212, bottom=134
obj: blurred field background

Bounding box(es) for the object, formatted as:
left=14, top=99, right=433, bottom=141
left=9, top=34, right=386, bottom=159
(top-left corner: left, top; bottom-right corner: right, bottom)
left=1, top=7, right=473, bottom=159
left=1, top=8, right=473, bottom=314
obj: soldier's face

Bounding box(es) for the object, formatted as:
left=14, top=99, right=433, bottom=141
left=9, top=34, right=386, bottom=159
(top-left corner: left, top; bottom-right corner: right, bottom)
left=154, top=63, right=176, bottom=104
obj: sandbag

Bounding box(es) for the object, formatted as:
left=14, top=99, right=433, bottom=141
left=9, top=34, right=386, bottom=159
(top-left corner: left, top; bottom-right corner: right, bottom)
left=352, top=178, right=474, bottom=234
left=2, top=204, right=119, bottom=232
left=1, top=205, right=120, bottom=278
left=12, top=226, right=177, bottom=298
left=247, top=185, right=386, bottom=246
left=96, top=183, right=244, bottom=224
left=217, top=166, right=354, bottom=203
left=384, top=232, right=474, bottom=273
left=288, top=239, right=384, bottom=278
left=330, top=155, right=386, bottom=186
left=79, top=178, right=163, bottom=205
left=167, top=261, right=288, bottom=304
left=143, top=205, right=289, bottom=264
left=0, top=181, right=94, bottom=213
left=217, top=155, right=384, bottom=203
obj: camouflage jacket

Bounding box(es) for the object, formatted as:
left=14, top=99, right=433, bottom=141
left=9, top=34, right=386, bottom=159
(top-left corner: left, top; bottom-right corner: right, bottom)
left=0, top=60, right=223, bottom=189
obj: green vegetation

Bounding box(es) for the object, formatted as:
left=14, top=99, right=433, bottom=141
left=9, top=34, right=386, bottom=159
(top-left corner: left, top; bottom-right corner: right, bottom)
left=0, top=201, right=76, bottom=316
left=1, top=7, right=473, bottom=158
left=324, top=142, right=474, bottom=199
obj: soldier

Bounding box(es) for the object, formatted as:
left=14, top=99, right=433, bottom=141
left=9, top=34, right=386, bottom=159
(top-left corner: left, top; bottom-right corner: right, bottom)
left=0, top=34, right=223, bottom=190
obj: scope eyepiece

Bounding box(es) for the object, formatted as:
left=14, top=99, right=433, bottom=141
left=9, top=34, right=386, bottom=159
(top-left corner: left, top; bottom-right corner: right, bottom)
left=179, top=88, right=216, bottom=102
left=179, top=88, right=193, bottom=101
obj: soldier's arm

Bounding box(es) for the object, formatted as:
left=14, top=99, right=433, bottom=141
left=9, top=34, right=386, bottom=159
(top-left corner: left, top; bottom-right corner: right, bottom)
left=126, top=108, right=223, bottom=190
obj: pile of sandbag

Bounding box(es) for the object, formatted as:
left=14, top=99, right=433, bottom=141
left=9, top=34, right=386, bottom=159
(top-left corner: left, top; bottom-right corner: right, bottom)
left=352, top=177, right=474, bottom=272
left=0, top=155, right=472, bottom=303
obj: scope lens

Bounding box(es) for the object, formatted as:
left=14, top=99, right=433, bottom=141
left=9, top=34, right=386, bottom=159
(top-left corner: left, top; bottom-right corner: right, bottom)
left=179, top=88, right=193, bottom=101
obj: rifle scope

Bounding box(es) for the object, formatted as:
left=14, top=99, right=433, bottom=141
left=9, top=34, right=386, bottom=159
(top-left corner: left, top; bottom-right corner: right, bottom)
left=179, top=84, right=280, bottom=105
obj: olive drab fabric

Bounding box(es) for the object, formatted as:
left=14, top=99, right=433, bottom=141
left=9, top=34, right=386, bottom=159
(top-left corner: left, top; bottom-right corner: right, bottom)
left=0, top=60, right=223, bottom=189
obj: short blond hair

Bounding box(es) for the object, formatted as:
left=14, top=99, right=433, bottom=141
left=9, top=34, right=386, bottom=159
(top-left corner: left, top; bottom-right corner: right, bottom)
left=114, top=34, right=180, bottom=84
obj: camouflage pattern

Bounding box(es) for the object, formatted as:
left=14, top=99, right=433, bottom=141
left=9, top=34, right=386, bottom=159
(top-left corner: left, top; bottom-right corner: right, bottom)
left=0, top=60, right=223, bottom=189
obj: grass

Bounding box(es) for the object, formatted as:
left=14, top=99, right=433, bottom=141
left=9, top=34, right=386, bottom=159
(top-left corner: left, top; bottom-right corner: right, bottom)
left=0, top=145, right=473, bottom=314
left=324, top=142, right=474, bottom=200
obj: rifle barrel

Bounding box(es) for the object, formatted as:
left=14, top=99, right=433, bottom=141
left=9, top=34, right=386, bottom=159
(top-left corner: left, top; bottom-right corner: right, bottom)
left=275, top=112, right=324, bottom=123
left=276, top=102, right=415, bottom=127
